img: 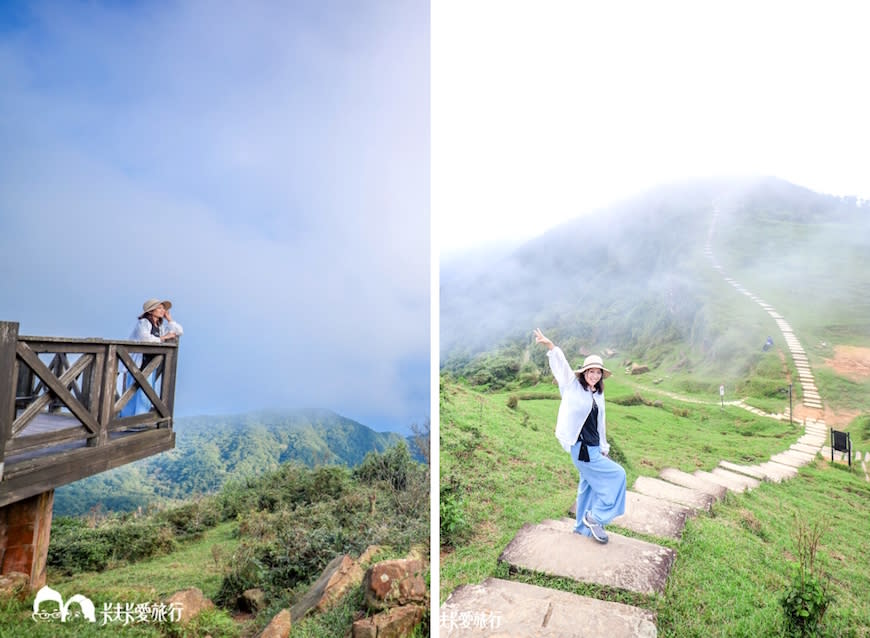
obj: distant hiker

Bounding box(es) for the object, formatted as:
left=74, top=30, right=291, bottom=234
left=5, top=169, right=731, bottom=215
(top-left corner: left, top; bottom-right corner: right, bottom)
left=719, top=384, right=725, bottom=408
left=763, top=336, right=773, bottom=351
left=534, top=328, right=626, bottom=544
left=121, top=299, right=183, bottom=417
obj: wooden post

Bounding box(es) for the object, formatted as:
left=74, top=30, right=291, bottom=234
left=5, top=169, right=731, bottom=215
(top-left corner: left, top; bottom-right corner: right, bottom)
left=0, top=321, right=19, bottom=483
left=162, top=344, right=179, bottom=427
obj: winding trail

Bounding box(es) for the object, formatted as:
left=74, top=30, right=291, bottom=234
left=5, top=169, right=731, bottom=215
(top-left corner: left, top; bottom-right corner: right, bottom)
left=440, top=204, right=867, bottom=637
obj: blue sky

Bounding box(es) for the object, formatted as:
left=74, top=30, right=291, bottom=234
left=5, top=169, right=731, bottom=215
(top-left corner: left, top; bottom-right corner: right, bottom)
left=0, top=1, right=429, bottom=434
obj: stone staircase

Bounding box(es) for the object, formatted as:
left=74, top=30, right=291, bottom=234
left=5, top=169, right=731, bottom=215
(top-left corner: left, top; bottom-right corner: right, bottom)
left=440, top=206, right=865, bottom=636
left=440, top=414, right=829, bottom=637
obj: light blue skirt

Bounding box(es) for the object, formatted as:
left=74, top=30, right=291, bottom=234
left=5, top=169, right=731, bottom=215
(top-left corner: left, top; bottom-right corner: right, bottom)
left=119, top=372, right=156, bottom=417
left=570, top=441, right=627, bottom=536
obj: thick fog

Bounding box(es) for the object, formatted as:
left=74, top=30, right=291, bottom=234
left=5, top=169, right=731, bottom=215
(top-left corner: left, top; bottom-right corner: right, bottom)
left=440, top=177, right=870, bottom=375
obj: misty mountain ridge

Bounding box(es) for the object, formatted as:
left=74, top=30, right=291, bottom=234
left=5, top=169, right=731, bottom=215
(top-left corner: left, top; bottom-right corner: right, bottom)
left=54, top=407, right=421, bottom=516
left=441, top=176, right=869, bottom=380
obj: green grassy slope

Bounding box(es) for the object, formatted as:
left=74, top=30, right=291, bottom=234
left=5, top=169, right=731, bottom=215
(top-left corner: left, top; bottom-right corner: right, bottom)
left=439, top=376, right=870, bottom=636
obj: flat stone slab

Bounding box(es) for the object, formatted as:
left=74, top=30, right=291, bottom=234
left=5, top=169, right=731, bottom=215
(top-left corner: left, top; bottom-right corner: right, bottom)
left=693, top=469, right=754, bottom=493
left=758, top=461, right=799, bottom=481
left=498, top=519, right=675, bottom=595
left=711, top=467, right=761, bottom=489
left=441, top=578, right=657, bottom=637
left=790, top=443, right=819, bottom=456
left=569, top=491, right=690, bottom=540
left=633, top=476, right=714, bottom=511
left=659, top=468, right=727, bottom=500
left=797, top=435, right=826, bottom=447
left=718, top=461, right=768, bottom=481
left=770, top=451, right=814, bottom=468
left=612, top=491, right=690, bottom=540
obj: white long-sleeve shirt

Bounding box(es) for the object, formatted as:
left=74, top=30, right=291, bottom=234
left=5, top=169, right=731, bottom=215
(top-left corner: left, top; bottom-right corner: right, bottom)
left=547, top=346, right=609, bottom=455
left=128, top=317, right=184, bottom=343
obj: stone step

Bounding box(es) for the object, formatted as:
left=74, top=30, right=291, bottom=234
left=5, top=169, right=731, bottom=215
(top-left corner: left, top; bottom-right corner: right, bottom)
left=498, top=518, right=675, bottom=595
left=633, top=476, right=714, bottom=511
left=759, top=461, right=799, bottom=481
left=790, top=443, right=820, bottom=456
left=659, top=467, right=727, bottom=500
left=569, top=491, right=691, bottom=541
left=710, top=467, right=761, bottom=490
left=718, top=460, right=768, bottom=481
left=694, top=468, right=758, bottom=493
left=441, top=578, right=658, bottom=638
left=770, top=450, right=814, bottom=468
left=797, top=435, right=826, bottom=447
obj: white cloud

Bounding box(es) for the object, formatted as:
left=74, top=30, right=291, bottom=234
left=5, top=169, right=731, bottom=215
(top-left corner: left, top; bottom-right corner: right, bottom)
left=433, top=0, right=870, bottom=256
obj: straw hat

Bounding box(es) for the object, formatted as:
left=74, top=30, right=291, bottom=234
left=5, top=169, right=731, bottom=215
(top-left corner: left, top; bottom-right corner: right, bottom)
left=142, top=298, right=172, bottom=313
left=575, top=354, right=611, bottom=378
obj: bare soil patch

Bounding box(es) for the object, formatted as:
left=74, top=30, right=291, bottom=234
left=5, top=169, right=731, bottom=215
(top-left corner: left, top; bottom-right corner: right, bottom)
left=824, top=345, right=870, bottom=381
left=792, top=403, right=859, bottom=429
left=789, top=345, right=870, bottom=428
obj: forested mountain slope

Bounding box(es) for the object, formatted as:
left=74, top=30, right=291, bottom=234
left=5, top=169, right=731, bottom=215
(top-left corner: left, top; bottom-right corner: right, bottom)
left=54, top=409, right=414, bottom=516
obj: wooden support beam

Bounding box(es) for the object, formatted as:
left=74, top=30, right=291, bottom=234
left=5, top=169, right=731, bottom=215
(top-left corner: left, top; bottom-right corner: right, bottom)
left=0, top=489, right=54, bottom=590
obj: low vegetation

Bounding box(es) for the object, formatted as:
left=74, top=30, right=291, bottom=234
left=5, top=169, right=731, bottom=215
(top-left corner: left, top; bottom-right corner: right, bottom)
left=1, top=442, right=429, bottom=637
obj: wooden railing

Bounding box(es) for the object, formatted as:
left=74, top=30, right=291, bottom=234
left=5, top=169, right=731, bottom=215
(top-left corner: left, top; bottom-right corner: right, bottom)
left=0, top=321, right=178, bottom=507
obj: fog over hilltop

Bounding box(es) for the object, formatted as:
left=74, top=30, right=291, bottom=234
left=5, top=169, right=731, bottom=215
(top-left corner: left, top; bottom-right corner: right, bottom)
left=440, top=176, right=869, bottom=372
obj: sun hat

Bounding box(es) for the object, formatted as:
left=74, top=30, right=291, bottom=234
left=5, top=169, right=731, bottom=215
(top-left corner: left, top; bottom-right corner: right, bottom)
left=142, top=298, right=172, bottom=313
left=576, top=354, right=612, bottom=378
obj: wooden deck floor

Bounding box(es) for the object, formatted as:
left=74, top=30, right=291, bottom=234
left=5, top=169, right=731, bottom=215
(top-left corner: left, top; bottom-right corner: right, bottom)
left=8, top=410, right=151, bottom=464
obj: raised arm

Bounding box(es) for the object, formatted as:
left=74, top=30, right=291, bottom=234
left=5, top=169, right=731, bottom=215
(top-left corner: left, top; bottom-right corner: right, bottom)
left=163, top=309, right=183, bottom=340
left=534, top=328, right=554, bottom=350
left=535, top=328, right=575, bottom=390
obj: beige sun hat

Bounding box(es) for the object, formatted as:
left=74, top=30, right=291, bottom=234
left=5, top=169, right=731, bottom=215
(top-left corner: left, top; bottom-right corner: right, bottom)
left=142, top=298, right=172, bottom=313
left=575, top=354, right=612, bottom=378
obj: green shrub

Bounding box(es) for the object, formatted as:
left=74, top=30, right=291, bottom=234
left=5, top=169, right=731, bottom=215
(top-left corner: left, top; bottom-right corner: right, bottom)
left=216, top=456, right=428, bottom=610
left=48, top=517, right=176, bottom=574
left=159, top=499, right=221, bottom=538
left=440, top=478, right=471, bottom=548
left=611, top=392, right=648, bottom=406
left=780, top=516, right=832, bottom=637
left=354, top=442, right=415, bottom=491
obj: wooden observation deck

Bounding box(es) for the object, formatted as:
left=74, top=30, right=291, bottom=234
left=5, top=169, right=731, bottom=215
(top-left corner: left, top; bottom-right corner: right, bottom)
left=0, top=320, right=178, bottom=588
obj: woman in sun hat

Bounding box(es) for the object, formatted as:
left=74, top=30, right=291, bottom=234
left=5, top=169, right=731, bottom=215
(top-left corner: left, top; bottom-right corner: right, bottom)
left=534, top=328, right=626, bottom=544
left=130, top=298, right=183, bottom=343
left=121, top=299, right=184, bottom=417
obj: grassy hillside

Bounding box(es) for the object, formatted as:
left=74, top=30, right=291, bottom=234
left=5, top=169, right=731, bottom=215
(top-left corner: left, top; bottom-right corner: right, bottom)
left=54, top=409, right=417, bottom=516
left=439, top=376, right=870, bottom=636
left=1, top=442, right=429, bottom=637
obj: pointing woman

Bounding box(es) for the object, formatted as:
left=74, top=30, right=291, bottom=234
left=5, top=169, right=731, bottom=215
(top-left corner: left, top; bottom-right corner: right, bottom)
left=534, top=328, right=626, bottom=544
